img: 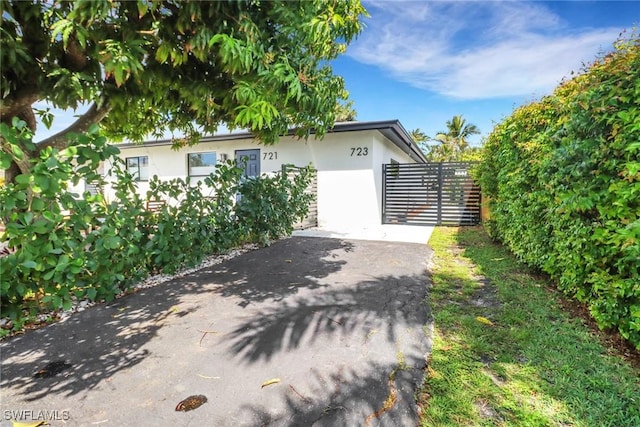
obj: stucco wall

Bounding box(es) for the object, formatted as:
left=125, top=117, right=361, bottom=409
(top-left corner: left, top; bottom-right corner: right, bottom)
left=371, top=132, right=413, bottom=222
left=108, top=129, right=417, bottom=229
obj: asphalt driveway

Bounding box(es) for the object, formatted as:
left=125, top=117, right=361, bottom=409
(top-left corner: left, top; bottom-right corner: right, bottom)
left=1, top=236, right=433, bottom=426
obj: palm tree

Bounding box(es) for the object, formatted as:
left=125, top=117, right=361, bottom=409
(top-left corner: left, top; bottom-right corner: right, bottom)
left=435, top=115, right=480, bottom=151
left=409, top=128, right=428, bottom=143
left=409, top=128, right=429, bottom=154
left=428, top=115, right=480, bottom=161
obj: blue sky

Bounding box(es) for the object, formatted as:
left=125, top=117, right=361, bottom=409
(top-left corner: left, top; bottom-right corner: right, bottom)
left=34, top=1, right=638, bottom=146
left=333, top=0, right=639, bottom=145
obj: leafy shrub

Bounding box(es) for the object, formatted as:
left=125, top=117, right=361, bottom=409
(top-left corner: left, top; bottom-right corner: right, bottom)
left=0, top=123, right=314, bottom=330
left=235, top=166, right=315, bottom=246
left=478, top=34, right=640, bottom=348
left=143, top=163, right=241, bottom=274
left=1, top=122, right=122, bottom=320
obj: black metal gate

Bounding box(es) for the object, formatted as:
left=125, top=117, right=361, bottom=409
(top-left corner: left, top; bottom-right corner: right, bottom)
left=382, top=162, right=481, bottom=226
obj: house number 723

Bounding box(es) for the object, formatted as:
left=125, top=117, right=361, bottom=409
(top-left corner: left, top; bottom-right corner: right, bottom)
left=350, top=147, right=369, bottom=156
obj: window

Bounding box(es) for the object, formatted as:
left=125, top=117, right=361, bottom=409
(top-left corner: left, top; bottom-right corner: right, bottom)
left=188, top=152, right=217, bottom=176
left=126, top=156, right=149, bottom=181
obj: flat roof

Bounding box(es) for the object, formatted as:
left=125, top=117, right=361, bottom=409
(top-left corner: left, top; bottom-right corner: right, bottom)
left=117, top=120, right=427, bottom=163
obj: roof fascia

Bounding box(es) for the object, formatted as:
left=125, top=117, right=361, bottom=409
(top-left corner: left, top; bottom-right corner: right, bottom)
left=116, top=120, right=427, bottom=163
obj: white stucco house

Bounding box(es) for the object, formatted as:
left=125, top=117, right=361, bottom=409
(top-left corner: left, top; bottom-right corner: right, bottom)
left=102, top=120, right=426, bottom=231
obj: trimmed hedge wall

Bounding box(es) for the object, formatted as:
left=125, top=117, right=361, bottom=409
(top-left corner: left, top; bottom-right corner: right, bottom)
left=478, top=35, right=640, bottom=348
left=0, top=123, right=314, bottom=331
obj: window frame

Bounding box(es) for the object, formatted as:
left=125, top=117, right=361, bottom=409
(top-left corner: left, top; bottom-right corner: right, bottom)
left=126, top=156, right=149, bottom=182
left=187, top=151, right=218, bottom=177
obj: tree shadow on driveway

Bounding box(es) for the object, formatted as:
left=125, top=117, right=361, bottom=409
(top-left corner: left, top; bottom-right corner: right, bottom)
left=225, top=271, right=432, bottom=426
left=227, top=273, right=430, bottom=363
left=210, top=237, right=353, bottom=307
left=235, top=353, right=429, bottom=426
left=1, top=237, right=433, bottom=426
left=218, top=237, right=433, bottom=425
left=0, top=238, right=352, bottom=403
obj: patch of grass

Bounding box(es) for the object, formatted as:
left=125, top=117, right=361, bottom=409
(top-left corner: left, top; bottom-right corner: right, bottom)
left=419, top=226, right=640, bottom=427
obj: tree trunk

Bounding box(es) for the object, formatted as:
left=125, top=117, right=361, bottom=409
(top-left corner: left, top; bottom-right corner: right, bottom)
left=3, top=161, right=21, bottom=186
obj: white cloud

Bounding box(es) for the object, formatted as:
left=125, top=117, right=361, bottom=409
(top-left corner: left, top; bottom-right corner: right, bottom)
left=349, top=1, right=622, bottom=100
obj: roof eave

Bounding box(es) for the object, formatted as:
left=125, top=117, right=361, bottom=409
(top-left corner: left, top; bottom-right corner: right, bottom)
left=115, top=120, right=427, bottom=163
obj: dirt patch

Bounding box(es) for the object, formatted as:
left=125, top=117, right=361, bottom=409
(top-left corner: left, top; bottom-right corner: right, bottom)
left=553, top=290, right=640, bottom=369
left=469, top=275, right=500, bottom=308
left=474, top=399, right=502, bottom=422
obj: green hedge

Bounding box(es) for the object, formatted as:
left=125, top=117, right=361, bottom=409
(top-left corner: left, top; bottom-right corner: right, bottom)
left=0, top=122, right=313, bottom=330
left=478, top=35, right=640, bottom=348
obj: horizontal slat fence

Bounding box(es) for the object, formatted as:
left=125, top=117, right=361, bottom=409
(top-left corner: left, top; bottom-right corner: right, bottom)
left=286, top=166, right=318, bottom=230
left=383, top=162, right=481, bottom=226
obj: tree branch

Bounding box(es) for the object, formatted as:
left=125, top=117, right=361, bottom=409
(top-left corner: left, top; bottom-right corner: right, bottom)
left=0, top=88, right=40, bottom=124
left=0, top=136, right=33, bottom=176
left=37, top=101, right=112, bottom=151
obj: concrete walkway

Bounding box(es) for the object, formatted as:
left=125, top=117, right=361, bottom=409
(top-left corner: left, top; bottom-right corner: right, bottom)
left=293, top=224, right=435, bottom=245
left=1, top=237, right=433, bottom=427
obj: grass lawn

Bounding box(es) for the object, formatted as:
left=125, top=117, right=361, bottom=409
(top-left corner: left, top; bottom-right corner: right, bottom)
left=418, top=226, right=639, bottom=427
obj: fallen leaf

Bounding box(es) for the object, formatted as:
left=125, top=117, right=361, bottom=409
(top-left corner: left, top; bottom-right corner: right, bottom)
left=476, top=316, right=494, bottom=326
left=261, top=378, right=281, bottom=388
left=175, top=395, right=207, bottom=411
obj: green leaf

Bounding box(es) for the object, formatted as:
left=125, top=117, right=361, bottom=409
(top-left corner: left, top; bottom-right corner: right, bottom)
left=51, top=295, right=62, bottom=308
left=104, top=236, right=121, bottom=249
left=12, top=144, right=24, bottom=160
left=43, top=211, right=60, bottom=222
left=11, top=117, right=26, bottom=130
left=21, top=260, right=37, bottom=269
left=35, top=175, right=51, bottom=191
left=0, top=152, right=12, bottom=169
left=31, top=198, right=45, bottom=211
left=22, top=212, right=33, bottom=224
left=137, top=0, right=149, bottom=17
left=32, top=219, right=50, bottom=234
left=156, top=43, right=170, bottom=63
left=15, top=174, right=30, bottom=185
left=45, top=156, right=59, bottom=168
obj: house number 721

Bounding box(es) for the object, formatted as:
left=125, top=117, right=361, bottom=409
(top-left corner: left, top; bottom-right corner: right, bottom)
left=350, top=147, right=369, bottom=156
left=263, top=152, right=278, bottom=160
